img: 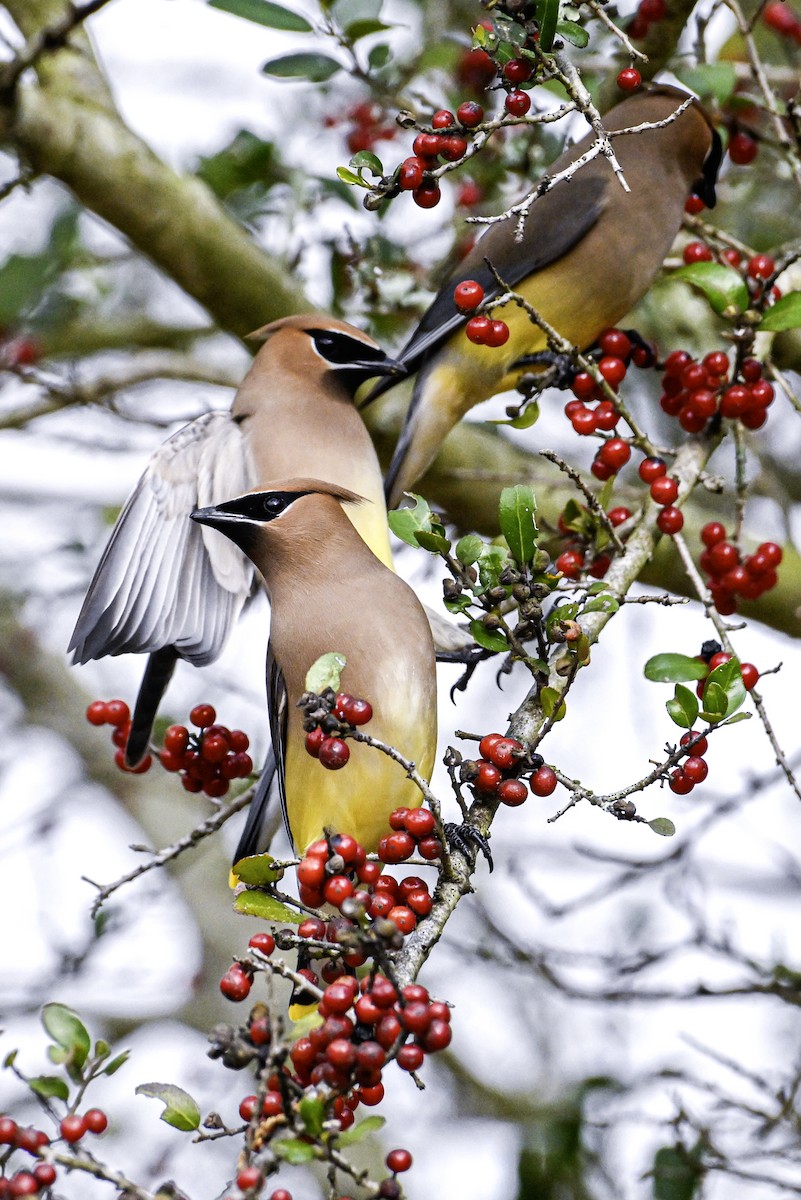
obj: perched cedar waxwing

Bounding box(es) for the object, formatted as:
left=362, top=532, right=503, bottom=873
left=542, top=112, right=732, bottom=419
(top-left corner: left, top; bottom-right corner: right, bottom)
left=68, top=314, right=463, bottom=770
left=373, top=85, right=723, bottom=507
left=191, top=480, right=437, bottom=856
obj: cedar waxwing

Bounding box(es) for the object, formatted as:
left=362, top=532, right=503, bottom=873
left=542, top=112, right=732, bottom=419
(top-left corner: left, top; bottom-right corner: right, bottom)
left=191, top=480, right=438, bottom=855
left=373, top=84, right=723, bottom=507
left=69, top=315, right=462, bottom=770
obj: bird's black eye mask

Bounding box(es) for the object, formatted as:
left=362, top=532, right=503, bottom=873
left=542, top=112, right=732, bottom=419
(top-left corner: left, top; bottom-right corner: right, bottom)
left=308, top=328, right=386, bottom=367
left=217, top=491, right=310, bottom=523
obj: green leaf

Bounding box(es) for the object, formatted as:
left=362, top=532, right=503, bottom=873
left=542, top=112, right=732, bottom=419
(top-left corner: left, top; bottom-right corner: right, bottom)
left=299, top=1094, right=326, bottom=1136
left=388, top=494, right=436, bottom=548
left=135, top=1083, right=201, bottom=1132
left=583, top=594, right=619, bottom=615
left=490, top=401, right=540, bottom=429
left=666, top=684, right=699, bottom=729
left=261, top=52, right=342, bottom=80
left=536, top=0, right=560, bottom=50
left=705, top=656, right=746, bottom=718
left=723, top=711, right=751, bottom=725
left=3, top=1051, right=17, bottom=1068
left=414, top=530, right=451, bottom=554
left=336, top=166, right=369, bottom=188
left=41, top=1004, right=90, bottom=1080
left=499, top=485, right=538, bottom=564
left=29, top=1075, right=69, bottom=1101
left=476, top=544, right=511, bottom=591
left=671, top=263, right=749, bottom=316
left=94, top=1040, right=110, bottom=1059
left=540, top=686, right=566, bottom=720
left=468, top=620, right=508, bottom=653
left=196, top=131, right=285, bottom=200
left=335, top=1114, right=385, bottom=1147
left=676, top=62, right=737, bottom=105
left=700, top=681, right=727, bottom=722
left=345, top=17, right=391, bottom=38
left=648, top=818, right=676, bottom=838
left=274, top=1137, right=319, bottom=1163
left=349, top=150, right=383, bottom=177
left=444, top=594, right=471, bottom=614
left=758, top=291, right=801, bottom=332
left=305, top=651, right=346, bottom=694
left=235, top=891, right=302, bottom=924
left=209, top=0, right=312, bottom=29
left=455, top=535, right=483, bottom=566
left=556, top=19, right=589, bottom=45
left=368, top=43, right=391, bottom=69
left=232, top=853, right=284, bottom=885
left=103, top=1051, right=130, bottom=1076
left=644, top=653, right=709, bottom=683
left=652, top=1142, right=704, bottom=1200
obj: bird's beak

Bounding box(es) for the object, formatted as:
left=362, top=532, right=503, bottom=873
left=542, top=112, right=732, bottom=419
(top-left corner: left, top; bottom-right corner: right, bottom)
left=351, top=354, right=405, bottom=377
left=191, top=504, right=247, bottom=530
left=693, top=127, right=723, bottom=210
left=356, top=357, right=407, bottom=408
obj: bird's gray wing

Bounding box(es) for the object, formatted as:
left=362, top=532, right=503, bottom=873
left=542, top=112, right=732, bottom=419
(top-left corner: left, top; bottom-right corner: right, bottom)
left=69, top=411, right=255, bottom=667
left=232, top=745, right=280, bottom=865
left=267, top=645, right=292, bottom=849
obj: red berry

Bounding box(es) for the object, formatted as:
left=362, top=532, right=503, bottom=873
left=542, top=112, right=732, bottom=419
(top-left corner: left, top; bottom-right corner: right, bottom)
left=60, top=1115, right=87, bottom=1143
left=556, top=549, right=584, bottom=580
left=708, top=542, right=739, bottom=574
left=33, top=1165, right=57, bottom=1188
left=740, top=662, right=760, bottom=689
left=680, top=731, right=709, bottom=757
left=86, top=700, right=108, bottom=726
left=669, top=769, right=694, bottom=795
left=683, top=756, right=709, bottom=783
left=598, top=356, right=627, bottom=387
left=503, top=58, right=531, bottom=83
left=398, top=157, right=425, bottom=190
left=683, top=241, right=713, bottom=264
left=84, top=1108, right=108, bottom=1134
left=454, top=280, right=485, bottom=311
left=594, top=400, right=618, bottom=431
left=396, top=1043, right=425, bottom=1072
left=486, top=319, right=510, bottom=347
left=497, top=778, right=527, bottom=806
left=484, top=736, right=523, bottom=770
left=378, top=831, right=415, bottom=863
left=684, top=194, right=705, bottom=214
left=359, top=1082, right=385, bottom=1105
left=412, top=133, right=442, bottom=158
left=763, top=0, right=799, bottom=32
left=431, top=108, right=454, bottom=129
left=571, top=407, right=598, bottom=435
left=457, top=100, right=484, bottom=127
left=598, top=328, right=632, bottom=359
left=403, top=808, right=436, bottom=838
left=728, top=132, right=758, bottom=165
left=474, top=759, right=502, bottom=794
left=324, top=875, right=354, bottom=907
left=608, top=507, right=632, bottom=527
left=319, top=738, right=349, bottom=770
left=457, top=46, right=497, bottom=93
left=748, top=253, right=775, bottom=280
left=249, top=932, right=276, bottom=956
left=413, top=180, right=441, bottom=208
left=599, top=437, right=631, bottom=471
left=417, top=836, right=443, bottom=860
left=650, top=476, right=679, bottom=506
left=237, top=1167, right=262, bottom=1192
left=701, top=522, right=726, bottom=548
left=457, top=179, right=484, bottom=207
left=465, top=315, right=491, bottom=344
left=9, top=1175, right=38, bottom=1197
left=220, top=966, right=251, bottom=1001
left=656, top=506, right=684, bottom=535
left=617, top=67, right=642, bottom=91
left=163, top=724, right=189, bottom=753
left=505, top=89, right=531, bottom=116
left=529, top=765, right=557, bottom=797
left=639, top=457, right=667, bottom=483
left=708, top=651, right=733, bottom=671
left=190, top=703, right=215, bottom=728
left=441, top=135, right=468, bottom=161
left=105, top=699, right=130, bottom=728
left=386, top=1148, right=413, bottom=1173
left=721, top=247, right=743, bottom=268
left=571, top=371, right=597, bottom=399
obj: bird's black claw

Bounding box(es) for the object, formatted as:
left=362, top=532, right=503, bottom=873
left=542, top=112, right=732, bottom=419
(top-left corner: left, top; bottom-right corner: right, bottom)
left=511, top=350, right=576, bottom=390
left=437, top=645, right=492, bottom=702
left=444, top=821, right=494, bottom=872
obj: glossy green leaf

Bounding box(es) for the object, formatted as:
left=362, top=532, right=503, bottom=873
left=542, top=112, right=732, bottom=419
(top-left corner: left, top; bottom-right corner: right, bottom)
left=455, top=535, right=483, bottom=566
left=499, top=485, right=538, bottom=564
left=666, top=683, right=699, bottom=729
left=305, top=651, right=346, bottom=693
left=476, top=544, right=511, bottom=590
left=368, top=43, right=391, bottom=68
left=758, top=291, right=801, bottom=332
left=468, top=620, right=508, bottom=653
left=536, top=0, right=559, bottom=50
left=261, top=52, right=342, bottom=80
left=41, top=1004, right=90, bottom=1078
left=335, top=1114, right=385, bottom=1147
left=274, top=1137, right=319, bottom=1163
left=388, top=494, right=436, bottom=547
left=103, top=1051, right=131, bottom=1076
left=540, top=686, right=566, bottom=720
left=135, top=1083, right=201, bottom=1132
left=672, top=263, right=749, bottom=316
left=444, top=594, right=471, bottom=614
left=336, top=166, right=369, bottom=188
left=94, top=1040, right=110, bottom=1059
left=349, top=150, right=383, bottom=177
left=649, top=818, right=676, bottom=838
left=415, top=530, right=451, bottom=554
left=644, top=653, right=709, bottom=683
left=700, top=681, right=727, bottom=722
left=299, top=1095, right=326, bottom=1136
left=705, top=656, right=746, bottom=718
left=235, top=891, right=302, bottom=923
left=345, top=17, right=391, bottom=38
left=556, top=19, right=589, bottom=45
left=583, top=594, right=619, bottom=615
left=652, top=1142, right=704, bottom=1200
left=491, top=401, right=540, bottom=429
left=3, top=1051, right=17, bottom=1068
left=232, top=853, right=284, bottom=886
left=29, top=1075, right=69, bottom=1101
left=209, top=0, right=312, bottom=30
left=676, top=62, right=737, bottom=105
left=196, top=131, right=285, bottom=200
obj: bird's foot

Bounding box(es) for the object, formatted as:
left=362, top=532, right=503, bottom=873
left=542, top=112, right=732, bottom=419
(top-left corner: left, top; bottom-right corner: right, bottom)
left=444, top=821, right=493, bottom=873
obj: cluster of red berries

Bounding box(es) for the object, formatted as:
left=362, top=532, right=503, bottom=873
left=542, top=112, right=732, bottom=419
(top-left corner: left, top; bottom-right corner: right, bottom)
left=668, top=729, right=711, bottom=795
left=659, top=346, right=774, bottom=434
left=682, top=241, right=779, bottom=305
left=762, top=1, right=801, bottom=43
left=564, top=328, right=654, bottom=472
left=635, top=455, right=683, bottom=536
left=699, top=523, right=782, bottom=615
left=329, top=100, right=397, bottom=156
left=0, top=1110, right=107, bottom=1197
left=628, top=0, right=668, bottom=39
left=85, top=698, right=152, bottom=773
left=303, top=690, right=373, bottom=771
left=397, top=102, right=483, bottom=209
left=453, top=279, right=510, bottom=348
left=466, top=732, right=558, bottom=802
left=159, top=705, right=253, bottom=797
left=0, top=332, right=40, bottom=369
left=555, top=504, right=632, bottom=580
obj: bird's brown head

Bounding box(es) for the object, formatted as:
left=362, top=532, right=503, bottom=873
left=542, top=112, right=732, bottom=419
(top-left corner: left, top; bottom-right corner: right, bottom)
left=246, top=314, right=403, bottom=397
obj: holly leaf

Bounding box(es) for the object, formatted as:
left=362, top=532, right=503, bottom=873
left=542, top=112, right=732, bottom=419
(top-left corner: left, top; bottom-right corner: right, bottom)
left=556, top=18, right=589, bottom=46
left=299, top=1094, right=326, bottom=1136
left=261, top=52, right=342, bottom=81
left=455, top=534, right=483, bottom=566
left=648, top=818, right=676, bottom=838
left=415, top=530, right=451, bottom=554
left=388, top=494, right=436, bottom=548
left=135, top=1083, right=201, bottom=1132
left=536, top=0, right=560, bottom=50
left=103, top=1051, right=130, bottom=1076
left=335, top=1114, right=385, bottom=1147
left=232, top=853, right=284, bottom=886
left=273, top=1137, right=319, bottom=1163
left=209, top=0, right=313, bottom=30
left=583, top=594, right=619, bottom=615
left=671, top=262, right=749, bottom=316
left=666, top=684, right=699, bottom=729
left=540, top=686, right=566, bottom=720
left=499, top=484, right=538, bottom=564
left=305, top=651, right=346, bottom=693
left=644, top=653, right=709, bottom=683
left=676, top=62, right=737, bottom=105
left=468, top=620, right=508, bottom=653
left=490, top=401, right=540, bottom=429
left=758, top=291, right=801, bottom=332
left=42, top=1004, right=90, bottom=1081
left=476, top=544, right=511, bottom=590
left=29, top=1076, right=69, bottom=1101
left=235, top=891, right=302, bottom=923
left=700, top=681, right=728, bottom=722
